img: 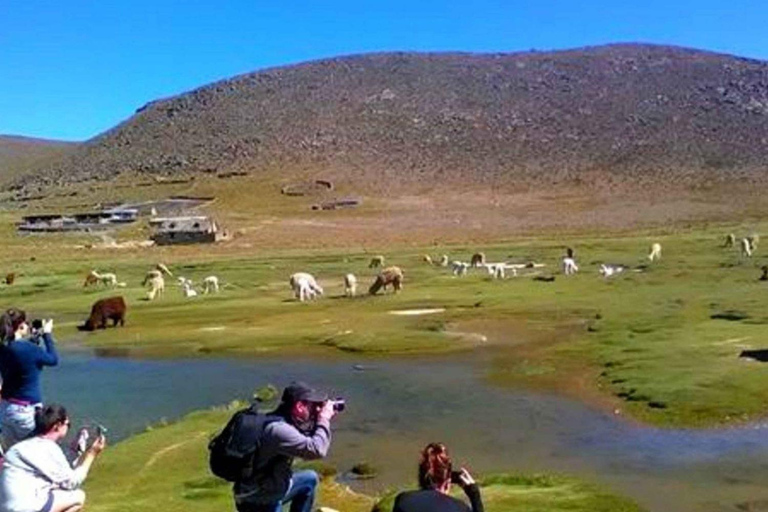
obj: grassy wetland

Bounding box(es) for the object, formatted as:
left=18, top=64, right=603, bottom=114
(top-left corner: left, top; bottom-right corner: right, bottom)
left=5, top=218, right=768, bottom=428
left=5, top=194, right=768, bottom=510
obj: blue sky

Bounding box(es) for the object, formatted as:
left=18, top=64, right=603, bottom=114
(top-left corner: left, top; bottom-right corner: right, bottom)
left=2, top=1, right=767, bottom=141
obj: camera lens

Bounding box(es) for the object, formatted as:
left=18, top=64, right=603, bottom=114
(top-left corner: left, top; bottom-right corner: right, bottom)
left=332, top=399, right=346, bottom=412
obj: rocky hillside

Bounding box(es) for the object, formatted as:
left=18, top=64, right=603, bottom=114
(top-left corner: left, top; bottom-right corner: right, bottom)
left=12, top=44, right=768, bottom=192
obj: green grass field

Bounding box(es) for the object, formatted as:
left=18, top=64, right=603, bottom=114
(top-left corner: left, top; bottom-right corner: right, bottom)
left=3, top=222, right=768, bottom=428
left=84, top=403, right=643, bottom=512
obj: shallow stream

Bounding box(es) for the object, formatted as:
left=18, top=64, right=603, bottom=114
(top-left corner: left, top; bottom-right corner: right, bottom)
left=44, top=347, right=768, bottom=512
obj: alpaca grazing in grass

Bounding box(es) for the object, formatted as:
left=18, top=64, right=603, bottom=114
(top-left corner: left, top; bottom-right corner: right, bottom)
left=470, top=252, right=486, bottom=267
left=202, top=276, right=220, bottom=294
left=562, top=257, right=579, bottom=275
left=599, top=264, right=625, bottom=278
left=485, top=263, right=507, bottom=279
left=741, top=238, right=753, bottom=258
left=84, top=270, right=118, bottom=287
left=343, top=273, right=357, bottom=297
left=290, top=272, right=323, bottom=302
left=451, top=261, right=469, bottom=277
left=143, top=272, right=165, bottom=300
left=369, top=266, right=404, bottom=295
left=181, top=281, right=198, bottom=298
left=368, top=255, right=385, bottom=268
left=80, top=296, right=126, bottom=331
left=747, top=234, right=759, bottom=252
left=648, top=243, right=662, bottom=261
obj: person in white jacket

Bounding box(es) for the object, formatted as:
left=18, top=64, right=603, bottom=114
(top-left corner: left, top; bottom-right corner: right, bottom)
left=0, top=404, right=106, bottom=512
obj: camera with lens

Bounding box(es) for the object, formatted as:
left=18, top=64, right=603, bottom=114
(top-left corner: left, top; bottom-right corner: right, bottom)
left=29, top=319, right=44, bottom=344
left=329, top=398, right=346, bottom=413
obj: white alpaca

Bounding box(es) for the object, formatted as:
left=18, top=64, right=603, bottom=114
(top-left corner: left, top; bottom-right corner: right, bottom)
left=485, top=263, right=507, bottom=279
left=202, top=276, right=220, bottom=294
left=145, top=275, right=165, bottom=301
left=741, top=238, right=753, bottom=258
left=599, top=264, right=625, bottom=278
left=177, top=276, right=193, bottom=287
left=648, top=243, right=662, bottom=261
left=290, top=272, right=323, bottom=302
left=439, top=255, right=449, bottom=267
left=182, top=282, right=197, bottom=298
left=86, top=270, right=118, bottom=287
left=451, top=261, right=469, bottom=276
left=343, top=274, right=357, bottom=297
left=562, top=257, right=579, bottom=275
left=101, top=273, right=118, bottom=287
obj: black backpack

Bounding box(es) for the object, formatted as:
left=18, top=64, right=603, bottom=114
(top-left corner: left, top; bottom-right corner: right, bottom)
left=208, top=403, right=275, bottom=482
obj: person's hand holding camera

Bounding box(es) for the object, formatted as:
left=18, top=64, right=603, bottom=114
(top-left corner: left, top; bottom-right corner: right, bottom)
left=317, top=401, right=337, bottom=423
left=456, top=468, right=476, bottom=488
left=42, top=319, right=54, bottom=334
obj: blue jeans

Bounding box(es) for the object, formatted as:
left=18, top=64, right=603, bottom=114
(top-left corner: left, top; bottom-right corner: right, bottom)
left=236, top=470, right=319, bottom=512
left=0, top=400, right=40, bottom=452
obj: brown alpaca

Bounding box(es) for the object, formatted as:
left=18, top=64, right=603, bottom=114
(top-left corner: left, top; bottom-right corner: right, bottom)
left=369, top=266, right=404, bottom=295
left=470, top=252, right=486, bottom=267
left=4, top=273, right=15, bottom=285
left=83, top=272, right=99, bottom=287
left=80, top=296, right=127, bottom=331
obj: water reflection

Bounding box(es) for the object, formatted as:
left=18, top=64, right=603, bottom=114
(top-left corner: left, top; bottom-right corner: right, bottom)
left=41, top=349, right=768, bottom=512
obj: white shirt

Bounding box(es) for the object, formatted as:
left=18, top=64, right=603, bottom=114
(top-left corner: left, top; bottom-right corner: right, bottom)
left=0, top=437, right=82, bottom=512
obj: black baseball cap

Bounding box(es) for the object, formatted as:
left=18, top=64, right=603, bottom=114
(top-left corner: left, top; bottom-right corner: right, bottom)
left=281, top=382, right=328, bottom=404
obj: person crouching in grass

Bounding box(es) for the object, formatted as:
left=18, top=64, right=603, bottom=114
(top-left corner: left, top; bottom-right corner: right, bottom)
left=0, top=404, right=106, bottom=512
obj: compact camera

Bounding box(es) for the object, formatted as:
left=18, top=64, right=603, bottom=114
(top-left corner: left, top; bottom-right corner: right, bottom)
left=330, top=398, right=346, bottom=413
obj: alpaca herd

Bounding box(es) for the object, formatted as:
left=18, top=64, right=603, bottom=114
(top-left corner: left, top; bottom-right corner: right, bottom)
left=71, top=231, right=764, bottom=314
left=81, top=263, right=222, bottom=302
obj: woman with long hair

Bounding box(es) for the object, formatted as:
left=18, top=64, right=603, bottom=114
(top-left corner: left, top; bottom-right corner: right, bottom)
left=0, top=308, right=59, bottom=451
left=393, top=442, right=484, bottom=512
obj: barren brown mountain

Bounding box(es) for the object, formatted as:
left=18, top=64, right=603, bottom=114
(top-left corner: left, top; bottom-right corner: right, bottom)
left=9, top=43, right=768, bottom=196
left=0, top=136, right=77, bottom=187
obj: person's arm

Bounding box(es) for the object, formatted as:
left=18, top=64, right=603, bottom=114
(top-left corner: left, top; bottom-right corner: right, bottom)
left=392, top=492, right=407, bottom=512
left=70, top=435, right=106, bottom=484
left=273, top=402, right=336, bottom=460
left=36, top=321, right=59, bottom=367
left=457, top=469, right=484, bottom=512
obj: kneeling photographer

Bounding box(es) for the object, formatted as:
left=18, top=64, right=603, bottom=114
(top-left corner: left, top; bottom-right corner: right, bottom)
left=233, top=382, right=341, bottom=512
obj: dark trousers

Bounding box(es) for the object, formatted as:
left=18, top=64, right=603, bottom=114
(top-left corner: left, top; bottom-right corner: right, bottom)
left=236, top=470, right=319, bottom=512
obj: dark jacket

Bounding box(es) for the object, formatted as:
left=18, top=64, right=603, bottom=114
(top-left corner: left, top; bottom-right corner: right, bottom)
left=233, top=413, right=331, bottom=505
left=393, top=485, right=484, bottom=512
left=0, top=335, right=58, bottom=403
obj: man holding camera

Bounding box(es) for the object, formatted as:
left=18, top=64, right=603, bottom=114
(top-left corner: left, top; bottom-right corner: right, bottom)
left=233, top=382, right=338, bottom=512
